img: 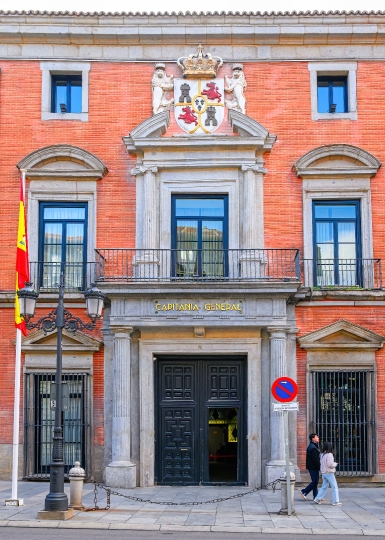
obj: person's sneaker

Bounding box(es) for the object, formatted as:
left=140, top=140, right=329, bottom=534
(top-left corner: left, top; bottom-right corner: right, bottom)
left=332, top=502, right=342, bottom=506
left=299, top=490, right=307, bottom=501
left=313, top=498, right=322, bottom=504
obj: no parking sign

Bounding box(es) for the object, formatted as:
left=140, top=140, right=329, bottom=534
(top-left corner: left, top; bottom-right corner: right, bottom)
left=271, top=377, right=298, bottom=403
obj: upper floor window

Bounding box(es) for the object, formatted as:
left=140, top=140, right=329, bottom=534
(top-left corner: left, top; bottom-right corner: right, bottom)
left=51, top=75, right=82, bottom=114
left=172, top=196, right=228, bottom=278
left=308, top=62, right=357, bottom=121
left=41, top=62, right=90, bottom=122
left=313, top=201, right=361, bottom=287
left=317, top=76, right=348, bottom=114
left=39, top=203, right=88, bottom=290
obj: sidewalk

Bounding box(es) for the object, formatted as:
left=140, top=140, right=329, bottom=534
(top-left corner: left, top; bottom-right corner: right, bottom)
left=2, top=481, right=385, bottom=534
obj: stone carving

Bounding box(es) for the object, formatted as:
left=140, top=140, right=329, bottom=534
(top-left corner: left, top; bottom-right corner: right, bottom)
left=178, top=83, right=192, bottom=103
left=177, top=44, right=223, bottom=79
left=225, top=64, right=247, bottom=115
left=152, top=63, right=174, bottom=115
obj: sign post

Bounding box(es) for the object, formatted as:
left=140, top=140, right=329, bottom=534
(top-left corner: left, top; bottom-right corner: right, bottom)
left=271, top=377, right=298, bottom=517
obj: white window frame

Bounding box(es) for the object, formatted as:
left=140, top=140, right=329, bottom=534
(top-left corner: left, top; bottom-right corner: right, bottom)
left=308, top=62, right=357, bottom=121
left=41, top=62, right=90, bottom=122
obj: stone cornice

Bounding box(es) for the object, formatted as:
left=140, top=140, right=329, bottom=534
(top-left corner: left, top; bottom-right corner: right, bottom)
left=1, top=13, right=385, bottom=50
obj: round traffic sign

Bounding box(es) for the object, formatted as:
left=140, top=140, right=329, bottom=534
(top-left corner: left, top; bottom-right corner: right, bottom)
left=271, top=377, right=298, bottom=403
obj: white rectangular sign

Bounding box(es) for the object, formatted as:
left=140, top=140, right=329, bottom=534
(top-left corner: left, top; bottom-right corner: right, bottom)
left=273, top=402, right=299, bottom=412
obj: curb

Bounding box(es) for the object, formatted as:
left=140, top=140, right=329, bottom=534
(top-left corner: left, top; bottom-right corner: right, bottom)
left=2, top=520, right=385, bottom=534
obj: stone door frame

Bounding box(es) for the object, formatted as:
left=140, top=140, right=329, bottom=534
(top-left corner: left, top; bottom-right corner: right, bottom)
left=139, top=338, right=262, bottom=487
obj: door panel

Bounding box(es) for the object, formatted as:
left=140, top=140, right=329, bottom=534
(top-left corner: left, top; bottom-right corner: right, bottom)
left=156, top=356, right=246, bottom=485
left=162, top=408, right=195, bottom=483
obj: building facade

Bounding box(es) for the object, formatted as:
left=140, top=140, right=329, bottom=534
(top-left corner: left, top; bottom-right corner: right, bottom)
left=1, top=10, right=385, bottom=487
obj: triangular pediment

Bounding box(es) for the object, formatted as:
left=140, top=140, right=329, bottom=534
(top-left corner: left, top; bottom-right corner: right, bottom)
left=21, top=328, right=102, bottom=352
left=298, top=319, right=385, bottom=350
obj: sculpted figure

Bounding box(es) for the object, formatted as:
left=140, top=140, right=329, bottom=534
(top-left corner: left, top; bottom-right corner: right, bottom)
left=225, top=64, right=247, bottom=115
left=152, top=63, right=174, bottom=115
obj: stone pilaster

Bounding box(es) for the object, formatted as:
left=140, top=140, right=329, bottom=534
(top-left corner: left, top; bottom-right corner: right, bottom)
left=241, top=164, right=267, bottom=249
left=105, top=326, right=137, bottom=488
left=131, top=165, right=159, bottom=278
left=265, top=326, right=291, bottom=485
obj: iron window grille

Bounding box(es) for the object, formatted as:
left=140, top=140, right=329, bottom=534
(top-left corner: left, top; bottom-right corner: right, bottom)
left=310, top=370, right=375, bottom=476
left=23, top=372, right=91, bottom=480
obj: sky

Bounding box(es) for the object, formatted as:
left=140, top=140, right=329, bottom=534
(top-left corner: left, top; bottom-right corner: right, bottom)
left=0, top=0, right=384, bottom=14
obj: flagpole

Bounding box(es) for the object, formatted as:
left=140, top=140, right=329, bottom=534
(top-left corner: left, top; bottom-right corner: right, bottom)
left=11, top=328, right=22, bottom=502
left=6, top=169, right=27, bottom=507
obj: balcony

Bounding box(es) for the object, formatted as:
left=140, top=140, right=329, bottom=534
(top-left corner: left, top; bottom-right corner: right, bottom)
left=301, top=259, right=383, bottom=290
left=94, top=249, right=301, bottom=284
left=29, top=262, right=97, bottom=293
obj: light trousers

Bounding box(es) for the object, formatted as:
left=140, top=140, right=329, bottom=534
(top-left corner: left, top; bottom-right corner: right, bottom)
left=316, top=472, right=339, bottom=504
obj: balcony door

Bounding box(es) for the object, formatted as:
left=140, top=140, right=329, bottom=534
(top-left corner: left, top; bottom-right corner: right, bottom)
left=313, top=201, right=361, bottom=287
left=39, top=202, right=87, bottom=290
left=171, top=196, right=228, bottom=279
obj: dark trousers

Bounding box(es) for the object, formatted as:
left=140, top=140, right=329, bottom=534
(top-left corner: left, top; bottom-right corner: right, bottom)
left=302, top=469, right=319, bottom=499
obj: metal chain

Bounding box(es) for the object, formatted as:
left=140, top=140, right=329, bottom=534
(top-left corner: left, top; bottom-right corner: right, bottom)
left=82, top=475, right=281, bottom=512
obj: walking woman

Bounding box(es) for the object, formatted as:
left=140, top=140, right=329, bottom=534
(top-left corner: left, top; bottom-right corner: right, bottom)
left=314, top=442, right=342, bottom=506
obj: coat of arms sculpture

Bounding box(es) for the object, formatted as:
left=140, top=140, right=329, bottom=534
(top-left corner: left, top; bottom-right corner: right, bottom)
left=150, top=45, right=247, bottom=134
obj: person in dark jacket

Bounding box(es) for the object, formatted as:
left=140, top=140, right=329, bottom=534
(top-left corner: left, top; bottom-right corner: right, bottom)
left=299, top=433, right=320, bottom=501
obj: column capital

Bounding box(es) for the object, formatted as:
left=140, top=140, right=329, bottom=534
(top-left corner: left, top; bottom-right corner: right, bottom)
left=131, top=165, right=158, bottom=176
left=241, top=164, right=268, bottom=175
left=267, top=326, right=289, bottom=339
left=109, top=325, right=134, bottom=338
left=287, top=327, right=300, bottom=340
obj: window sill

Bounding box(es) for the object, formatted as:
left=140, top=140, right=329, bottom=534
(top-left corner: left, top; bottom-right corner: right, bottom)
left=312, top=112, right=357, bottom=121
left=41, top=112, right=88, bottom=122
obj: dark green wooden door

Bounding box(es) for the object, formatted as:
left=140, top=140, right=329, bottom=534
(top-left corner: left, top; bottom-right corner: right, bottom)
left=155, top=356, right=246, bottom=485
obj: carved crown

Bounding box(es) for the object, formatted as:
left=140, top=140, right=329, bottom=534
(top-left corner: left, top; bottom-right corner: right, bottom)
left=177, top=44, right=223, bottom=79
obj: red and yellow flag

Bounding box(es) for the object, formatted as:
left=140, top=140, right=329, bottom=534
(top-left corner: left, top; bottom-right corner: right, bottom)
left=15, top=172, right=29, bottom=336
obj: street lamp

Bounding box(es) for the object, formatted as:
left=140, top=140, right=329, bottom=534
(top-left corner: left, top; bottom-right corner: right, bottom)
left=18, top=274, right=104, bottom=512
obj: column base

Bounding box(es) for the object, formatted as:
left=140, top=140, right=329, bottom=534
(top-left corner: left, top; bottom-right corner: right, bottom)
left=265, top=460, right=301, bottom=488
left=106, top=460, right=137, bottom=488
left=38, top=508, right=74, bottom=520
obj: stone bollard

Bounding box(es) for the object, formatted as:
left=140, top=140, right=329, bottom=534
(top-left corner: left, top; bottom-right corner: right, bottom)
left=69, top=461, right=86, bottom=510
left=279, top=470, right=296, bottom=515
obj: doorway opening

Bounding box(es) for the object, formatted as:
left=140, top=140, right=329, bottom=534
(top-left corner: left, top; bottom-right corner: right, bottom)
left=155, top=356, right=246, bottom=485
left=208, top=407, right=238, bottom=482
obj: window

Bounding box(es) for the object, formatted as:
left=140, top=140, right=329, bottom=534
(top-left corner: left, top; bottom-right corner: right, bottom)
left=172, top=196, right=228, bottom=278
left=313, top=201, right=361, bottom=286
left=24, top=372, right=90, bottom=478
left=308, top=62, right=357, bottom=120
left=40, top=62, right=90, bottom=121
left=311, top=371, right=374, bottom=476
left=51, top=74, right=82, bottom=113
left=39, top=203, right=88, bottom=290
left=317, top=76, right=347, bottom=113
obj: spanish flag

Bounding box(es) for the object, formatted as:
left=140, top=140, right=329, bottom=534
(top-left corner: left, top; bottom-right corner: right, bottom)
left=15, top=172, right=29, bottom=336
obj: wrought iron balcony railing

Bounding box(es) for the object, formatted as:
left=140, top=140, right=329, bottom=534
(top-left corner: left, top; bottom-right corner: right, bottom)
left=29, top=262, right=97, bottom=292
left=301, top=258, right=383, bottom=290
left=94, top=248, right=301, bottom=283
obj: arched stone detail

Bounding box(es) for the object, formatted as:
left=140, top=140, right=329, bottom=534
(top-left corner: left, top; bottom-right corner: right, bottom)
left=17, top=144, right=108, bottom=180
left=293, top=144, right=381, bottom=178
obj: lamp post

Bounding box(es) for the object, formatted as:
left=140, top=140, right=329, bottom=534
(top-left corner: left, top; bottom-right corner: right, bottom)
left=18, top=274, right=104, bottom=514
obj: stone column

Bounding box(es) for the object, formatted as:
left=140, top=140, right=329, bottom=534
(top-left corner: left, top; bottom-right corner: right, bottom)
left=286, top=327, right=301, bottom=481
left=240, top=164, right=267, bottom=278
left=265, top=326, right=289, bottom=484
left=102, top=316, right=114, bottom=478
left=131, top=166, right=159, bottom=278
left=105, top=326, right=137, bottom=488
